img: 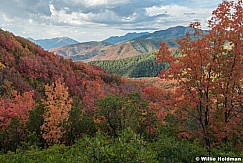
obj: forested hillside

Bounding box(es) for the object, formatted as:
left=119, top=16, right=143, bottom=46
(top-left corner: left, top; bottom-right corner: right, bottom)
left=89, top=52, right=168, bottom=78
left=89, top=50, right=181, bottom=78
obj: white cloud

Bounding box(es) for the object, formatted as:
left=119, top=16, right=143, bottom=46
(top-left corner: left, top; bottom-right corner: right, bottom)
left=146, top=4, right=210, bottom=18
left=146, top=4, right=212, bottom=28
left=47, top=3, right=134, bottom=26
left=60, top=0, right=129, bottom=8
left=49, top=3, right=56, bottom=16
left=83, top=0, right=129, bottom=7
left=28, top=19, right=33, bottom=24
left=48, top=3, right=90, bottom=25
left=1, top=14, right=15, bottom=26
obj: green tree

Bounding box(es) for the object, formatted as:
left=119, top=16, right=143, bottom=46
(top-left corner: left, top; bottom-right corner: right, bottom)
left=96, top=92, right=155, bottom=138
left=65, top=96, right=97, bottom=145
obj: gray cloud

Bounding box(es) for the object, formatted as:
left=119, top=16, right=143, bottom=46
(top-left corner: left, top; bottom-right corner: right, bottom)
left=0, top=0, right=50, bottom=18
left=0, top=0, right=222, bottom=41
left=0, top=0, right=168, bottom=26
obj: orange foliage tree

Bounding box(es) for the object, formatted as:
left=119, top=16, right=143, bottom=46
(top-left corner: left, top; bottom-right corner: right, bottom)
left=156, top=0, right=243, bottom=151
left=41, top=79, right=72, bottom=145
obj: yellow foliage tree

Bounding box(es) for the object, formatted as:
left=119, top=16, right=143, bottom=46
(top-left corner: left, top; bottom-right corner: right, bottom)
left=41, top=79, right=72, bottom=145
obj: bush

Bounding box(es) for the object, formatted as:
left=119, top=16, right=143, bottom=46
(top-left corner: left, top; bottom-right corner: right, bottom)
left=0, top=128, right=157, bottom=163
left=151, top=133, right=208, bottom=163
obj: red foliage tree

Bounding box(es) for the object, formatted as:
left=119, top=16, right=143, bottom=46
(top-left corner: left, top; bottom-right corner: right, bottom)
left=0, top=98, right=14, bottom=129
left=143, top=86, right=171, bottom=124
left=0, top=91, right=35, bottom=129
left=11, top=91, right=36, bottom=126
left=156, top=0, right=243, bottom=151
left=82, top=80, right=105, bottom=111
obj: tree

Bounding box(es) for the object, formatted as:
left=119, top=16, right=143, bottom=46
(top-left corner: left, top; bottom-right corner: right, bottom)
left=11, top=91, right=36, bottom=126
left=156, top=0, right=243, bottom=151
left=65, top=96, right=97, bottom=146
left=96, top=95, right=124, bottom=138
left=0, top=90, right=35, bottom=151
left=0, top=98, right=14, bottom=130
left=0, top=90, right=35, bottom=129
left=82, top=80, right=104, bottom=111
left=96, top=92, right=154, bottom=138
left=41, top=79, right=72, bottom=145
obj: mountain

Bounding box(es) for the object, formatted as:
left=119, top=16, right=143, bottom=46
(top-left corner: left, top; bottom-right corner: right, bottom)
left=103, top=32, right=149, bottom=44
left=85, top=39, right=161, bottom=62
left=50, top=41, right=111, bottom=61
left=103, top=26, right=194, bottom=46
left=133, top=26, right=194, bottom=47
left=51, top=39, right=160, bottom=62
left=51, top=26, right=196, bottom=62
left=28, top=37, right=79, bottom=50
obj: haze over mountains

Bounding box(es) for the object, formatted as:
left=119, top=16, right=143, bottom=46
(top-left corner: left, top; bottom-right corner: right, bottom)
left=50, top=26, right=194, bottom=62
left=28, top=37, right=79, bottom=50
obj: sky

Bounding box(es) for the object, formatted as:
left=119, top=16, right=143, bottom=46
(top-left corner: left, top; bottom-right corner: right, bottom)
left=0, top=0, right=223, bottom=42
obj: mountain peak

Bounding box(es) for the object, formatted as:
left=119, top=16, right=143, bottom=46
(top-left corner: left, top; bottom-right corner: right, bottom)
left=28, top=37, right=79, bottom=50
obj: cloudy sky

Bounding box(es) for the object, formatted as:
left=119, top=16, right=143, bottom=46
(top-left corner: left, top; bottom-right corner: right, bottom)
left=0, top=0, right=222, bottom=42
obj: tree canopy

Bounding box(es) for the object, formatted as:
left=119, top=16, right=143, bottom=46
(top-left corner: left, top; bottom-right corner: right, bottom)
left=156, top=0, right=243, bottom=151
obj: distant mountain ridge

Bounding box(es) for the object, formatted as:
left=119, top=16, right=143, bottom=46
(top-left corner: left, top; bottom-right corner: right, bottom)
left=86, top=39, right=160, bottom=62
left=134, top=26, right=193, bottom=40
left=51, top=26, right=196, bottom=62
left=132, top=26, right=195, bottom=47
left=103, top=32, right=149, bottom=44
left=28, top=37, right=79, bottom=50
left=50, top=41, right=111, bottom=61
left=103, top=26, right=194, bottom=46
left=50, top=39, right=160, bottom=62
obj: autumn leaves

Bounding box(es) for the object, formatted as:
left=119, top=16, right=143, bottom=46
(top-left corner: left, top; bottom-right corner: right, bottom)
left=41, top=79, right=72, bottom=145
left=156, top=0, right=243, bottom=151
